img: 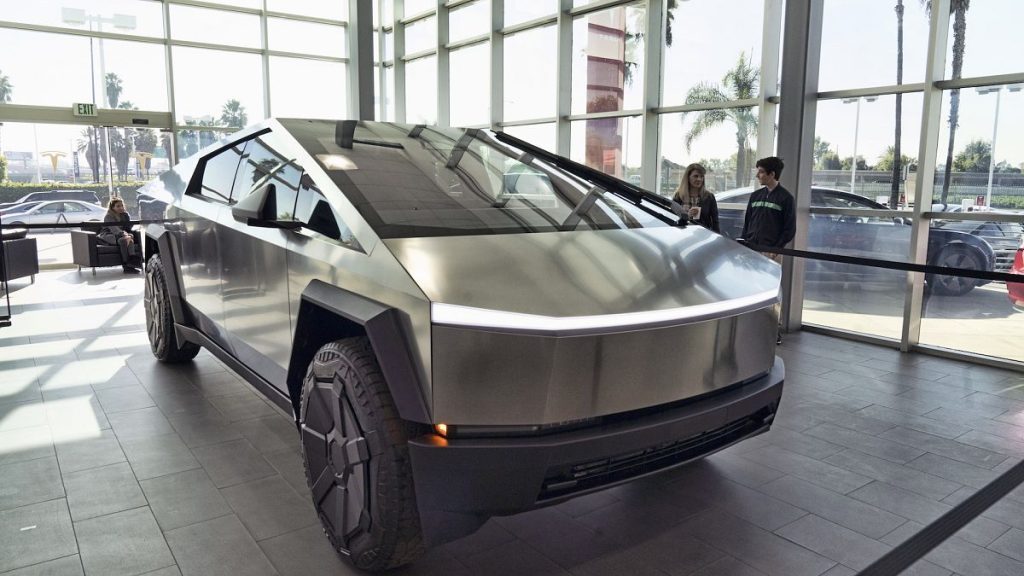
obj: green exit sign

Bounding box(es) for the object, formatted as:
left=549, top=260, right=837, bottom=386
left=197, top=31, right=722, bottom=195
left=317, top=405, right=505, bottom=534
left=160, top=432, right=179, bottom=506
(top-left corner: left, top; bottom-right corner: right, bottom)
left=73, top=103, right=97, bottom=117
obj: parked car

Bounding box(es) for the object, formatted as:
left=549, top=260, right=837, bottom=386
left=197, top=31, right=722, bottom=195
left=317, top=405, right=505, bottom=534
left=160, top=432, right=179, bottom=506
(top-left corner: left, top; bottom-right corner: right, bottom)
left=716, top=187, right=1000, bottom=296
left=1008, top=238, right=1024, bottom=309
left=139, top=119, right=785, bottom=571
left=0, top=189, right=101, bottom=212
left=929, top=204, right=1024, bottom=274
left=1, top=200, right=107, bottom=226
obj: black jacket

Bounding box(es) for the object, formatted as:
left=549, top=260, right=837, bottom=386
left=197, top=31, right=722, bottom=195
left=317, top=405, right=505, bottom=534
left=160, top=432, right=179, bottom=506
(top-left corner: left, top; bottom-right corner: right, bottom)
left=740, top=184, right=796, bottom=249
left=672, top=191, right=720, bottom=233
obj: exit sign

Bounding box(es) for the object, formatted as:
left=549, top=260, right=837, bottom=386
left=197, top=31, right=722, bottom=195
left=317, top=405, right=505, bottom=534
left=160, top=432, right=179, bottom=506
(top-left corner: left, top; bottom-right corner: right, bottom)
left=73, top=103, right=97, bottom=117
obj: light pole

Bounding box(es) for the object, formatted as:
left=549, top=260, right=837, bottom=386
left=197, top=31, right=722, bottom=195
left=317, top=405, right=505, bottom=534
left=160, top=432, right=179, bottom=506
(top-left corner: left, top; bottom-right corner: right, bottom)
left=842, top=96, right=878, bottom=195
left=976, top=84, right=1023, bottom=208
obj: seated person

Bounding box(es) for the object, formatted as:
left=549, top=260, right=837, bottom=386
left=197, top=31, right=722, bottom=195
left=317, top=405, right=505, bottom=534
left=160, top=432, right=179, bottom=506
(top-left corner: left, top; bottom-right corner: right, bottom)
left=98, top=197, right=142, bottom=274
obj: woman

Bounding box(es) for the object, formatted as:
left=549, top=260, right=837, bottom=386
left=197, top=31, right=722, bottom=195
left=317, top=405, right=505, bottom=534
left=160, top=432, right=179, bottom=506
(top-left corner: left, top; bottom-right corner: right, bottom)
left=98, top=197, right=141, bottom=274
left=672, top=163, right=720, bottom=233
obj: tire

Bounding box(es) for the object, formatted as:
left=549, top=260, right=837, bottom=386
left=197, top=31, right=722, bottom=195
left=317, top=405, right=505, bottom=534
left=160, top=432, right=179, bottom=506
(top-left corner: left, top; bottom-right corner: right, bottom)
left=9, top=221, right=25, bottom=227
left=145, top=253, right=200, bottom=362
left=927, top=245, right=983, bottom=297
left=299, top=337, right=426, bottom=571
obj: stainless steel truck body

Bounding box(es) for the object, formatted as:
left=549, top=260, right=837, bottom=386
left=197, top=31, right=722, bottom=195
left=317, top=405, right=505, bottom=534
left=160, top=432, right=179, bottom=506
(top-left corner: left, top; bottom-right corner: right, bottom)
left=140, top=119, right=784, bottom=570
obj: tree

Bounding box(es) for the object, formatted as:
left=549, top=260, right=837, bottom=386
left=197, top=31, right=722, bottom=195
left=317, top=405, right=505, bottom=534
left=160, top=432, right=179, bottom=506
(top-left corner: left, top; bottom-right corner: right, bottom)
left=922, top=0, right=971, bottom=204
left=952, top=139, right=990, bottom=172
left=681, top=53, right=759, bottom=187
left=877, top=146, right=915, bottom=173
left=819, top=151, right=842, bottom=170
left=841, top=156, right=869, bottom=171
left=105, top=73, right=123, bottom=108
left=220, top=99, right=247, bottom=128
left=77, top=128, right=102, bottom=182
left=0, top=69, right=12, bottom=155
left=813, top=137, right=832, bottom=168
left=890, top=0, right=905, bottom=208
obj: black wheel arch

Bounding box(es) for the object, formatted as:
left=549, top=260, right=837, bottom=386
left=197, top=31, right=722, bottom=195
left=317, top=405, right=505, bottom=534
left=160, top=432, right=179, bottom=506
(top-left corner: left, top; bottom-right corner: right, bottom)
left=928, top=232, right=996, bottom=272
left=287, top=279, right=431, bottom=424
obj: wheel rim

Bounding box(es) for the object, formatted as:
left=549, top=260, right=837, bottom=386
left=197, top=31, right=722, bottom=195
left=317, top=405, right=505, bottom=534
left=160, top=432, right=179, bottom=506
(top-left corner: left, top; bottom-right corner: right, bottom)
left=302, top=377, right=371, bottom=546
left=145, top=267, right=164, bottom=351
left=935, top=250, right=974, bottom=294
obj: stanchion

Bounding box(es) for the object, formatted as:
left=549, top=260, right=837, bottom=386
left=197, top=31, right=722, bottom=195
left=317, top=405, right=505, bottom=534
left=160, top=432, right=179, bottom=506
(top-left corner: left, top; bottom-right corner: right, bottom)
left=0, top=209, right=12, bottom=328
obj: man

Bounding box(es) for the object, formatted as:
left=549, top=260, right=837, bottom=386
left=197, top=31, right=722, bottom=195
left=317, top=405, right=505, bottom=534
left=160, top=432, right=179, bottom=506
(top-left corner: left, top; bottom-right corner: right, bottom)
left=739, top=156, right=795, bottom=344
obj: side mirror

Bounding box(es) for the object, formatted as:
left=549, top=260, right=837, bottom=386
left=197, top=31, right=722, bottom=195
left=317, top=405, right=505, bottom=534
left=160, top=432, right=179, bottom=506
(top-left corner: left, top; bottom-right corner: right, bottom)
left=231, top=183, right=302, bottom=230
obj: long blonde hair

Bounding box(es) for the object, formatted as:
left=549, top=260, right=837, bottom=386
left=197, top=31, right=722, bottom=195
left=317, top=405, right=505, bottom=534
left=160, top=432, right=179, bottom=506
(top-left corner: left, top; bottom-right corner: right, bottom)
left=672, top=163, right=710, bottom=206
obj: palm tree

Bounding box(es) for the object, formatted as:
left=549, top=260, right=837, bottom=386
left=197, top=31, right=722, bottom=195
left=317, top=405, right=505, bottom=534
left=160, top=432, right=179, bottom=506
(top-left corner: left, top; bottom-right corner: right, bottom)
left=890, top=0, right=905, bottom=208
left=220, top=99, right=247, bottom=128
left=681, top=53, right=759, bottom=187
left=105, top=73, right=123, bottom=108
left=0, top=69, right=12, bottom=155
left=922, top=0, right=971, bottom=204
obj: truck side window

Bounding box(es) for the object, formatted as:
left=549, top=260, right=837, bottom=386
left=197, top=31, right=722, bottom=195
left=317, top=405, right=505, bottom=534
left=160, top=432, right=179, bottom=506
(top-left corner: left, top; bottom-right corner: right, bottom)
left=197, top=141, right=247, bottom=203
left=232, top=138, right=301, bottom=221
left=294, top=174, right=357, bottom=246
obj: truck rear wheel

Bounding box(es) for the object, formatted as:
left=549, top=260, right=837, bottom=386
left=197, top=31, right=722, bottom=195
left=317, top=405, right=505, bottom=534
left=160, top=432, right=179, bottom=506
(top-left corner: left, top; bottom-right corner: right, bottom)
left=299, top=337, right=425, bottom=571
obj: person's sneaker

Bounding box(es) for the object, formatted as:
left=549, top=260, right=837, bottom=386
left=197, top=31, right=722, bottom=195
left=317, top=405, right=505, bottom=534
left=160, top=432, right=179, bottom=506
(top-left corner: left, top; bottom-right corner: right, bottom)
left=123, top=266, right=141, bottom=274
left=776, top=333, right=783, bottom=345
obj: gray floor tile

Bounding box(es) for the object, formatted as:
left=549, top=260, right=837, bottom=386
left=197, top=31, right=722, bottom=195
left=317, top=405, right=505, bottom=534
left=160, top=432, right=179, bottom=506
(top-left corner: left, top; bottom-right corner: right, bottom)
left=167, top=413, right=243, bottom=448
left=759, top=476, right=907, bottom=539
left=137, top=567, right=181, bottom=576
left=44, top=395, right=110, bottom=438
left=848, top=481, right=951, bottom=525
left=0, top=555, right=83, bottom=576
left=824, top=449, right=962, bottom=501
left=0, top=401, right=48, bottom=433
left=689, top=556, right=767, bottom=576
left=988, top=528, right=1024, bottom=562
left=0, top=374, right=43, bottom=407
left=184, top=372, right=252, bottom=399
left=54, top=429, right=126, bottom=474
left=702, top=451, right=786, bottom=488
left=667, top=467, right=808, bottom=531
left=879, top=427, right=1007, bottom=469
left=955, top=515, right=1011, bottom=548
left=774, top=514, right=889, bottom=570
left=261, top=448, right=308, bottom=496
left=855, top=405, right=972, bottom=440
left=94, top=385, right=155, bottom=415
left=676, top=509, right=836, bottom=576
left=494, top=506, right=627, bottom=570
left=554, top=488, right=619, bottom=519
left=0, top=457, right=65, bottom=512
left=119, top=433, right=200, bottom=481
left=459, top=540, right=571, bottom=576
left=906, top=452, right=1004, bottom=488
left=164, top=514, right=278, bottom=576
left=442, top=520, right=517, bottom=560
left=107, top=407, right=176, bottom=441
left=140, top=468, right=232, bottom=531
left=88, top=366, right=143, bottom=392
left=257, top=524, right=353, bottom=576
left=833, top=386, right=942, bottom=416
left=740, top=445, right=873, bottom=494
left=925, top=536, right=1024, bottom=576
left=221, top=475, right=318, bottom=541
left=191, top=438, right=276, bottom=488
left=979, top=498, right=1024, bottom=531
left=0, top=425, right=55, bottom=468
left=63, top=462, right=146, bottom=521
left=74, top=507, right=175, bottom=576
left=805, top=423, right=926, bottom=464
left=954, top=430, right=1024, bottom=459
left=232, top=416, right=299, bottom=455
left=0, top=499, right=78, bottom=573
left=149, top=390, right=220, bottom=419
left=208, top=392, right=279, bottom=423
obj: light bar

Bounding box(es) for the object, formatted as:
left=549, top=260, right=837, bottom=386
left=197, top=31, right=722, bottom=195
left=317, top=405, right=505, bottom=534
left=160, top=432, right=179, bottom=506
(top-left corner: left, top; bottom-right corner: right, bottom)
left=431, top=289, right=780, bottom=334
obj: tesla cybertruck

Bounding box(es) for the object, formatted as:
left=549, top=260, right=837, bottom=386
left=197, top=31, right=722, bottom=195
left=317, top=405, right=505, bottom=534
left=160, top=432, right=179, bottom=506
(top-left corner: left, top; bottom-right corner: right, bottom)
left=139, top=119, right=784, bottom=570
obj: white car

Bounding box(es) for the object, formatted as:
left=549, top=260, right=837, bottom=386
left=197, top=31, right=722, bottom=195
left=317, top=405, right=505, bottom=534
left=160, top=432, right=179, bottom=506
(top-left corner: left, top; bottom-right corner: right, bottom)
left=1, top=200, right=107, bottom=226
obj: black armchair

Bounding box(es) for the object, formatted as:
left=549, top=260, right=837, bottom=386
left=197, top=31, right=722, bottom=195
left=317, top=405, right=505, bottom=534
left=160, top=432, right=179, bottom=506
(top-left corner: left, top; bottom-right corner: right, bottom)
left=71, top=224, right=141, bottom=275
left=1, top=227, right=39, bottom=284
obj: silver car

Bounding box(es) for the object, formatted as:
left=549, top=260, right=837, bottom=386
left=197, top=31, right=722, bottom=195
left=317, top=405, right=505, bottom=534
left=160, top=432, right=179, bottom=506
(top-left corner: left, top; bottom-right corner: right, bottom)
left=139, top=119, right=784, bottom=571
left=1, top=199, right=107, bottom=226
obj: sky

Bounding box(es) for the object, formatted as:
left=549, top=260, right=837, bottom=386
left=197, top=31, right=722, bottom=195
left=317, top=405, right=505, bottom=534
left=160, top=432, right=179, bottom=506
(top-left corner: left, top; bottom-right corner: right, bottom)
left=1, top=0, right=1021, bottom=174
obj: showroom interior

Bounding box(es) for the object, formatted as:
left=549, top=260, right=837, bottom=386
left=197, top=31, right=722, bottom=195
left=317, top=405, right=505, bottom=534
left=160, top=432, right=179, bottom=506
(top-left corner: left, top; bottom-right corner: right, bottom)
left=1, top=0, right=1024, bottom=575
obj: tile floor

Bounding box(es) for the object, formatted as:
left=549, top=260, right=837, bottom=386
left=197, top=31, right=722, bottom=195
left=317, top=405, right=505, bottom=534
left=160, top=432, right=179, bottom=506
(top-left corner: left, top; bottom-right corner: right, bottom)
left=2, top=270, right=1024, bottom=575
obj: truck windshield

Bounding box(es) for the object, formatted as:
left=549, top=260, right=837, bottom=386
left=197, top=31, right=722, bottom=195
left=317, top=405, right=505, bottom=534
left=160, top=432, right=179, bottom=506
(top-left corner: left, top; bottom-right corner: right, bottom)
left=287, top=120, right=678, bottom=239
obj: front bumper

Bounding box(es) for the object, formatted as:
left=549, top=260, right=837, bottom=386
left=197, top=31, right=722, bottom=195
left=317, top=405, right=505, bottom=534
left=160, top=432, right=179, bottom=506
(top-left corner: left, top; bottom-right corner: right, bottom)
left=408, top=357, right=785, bottom=545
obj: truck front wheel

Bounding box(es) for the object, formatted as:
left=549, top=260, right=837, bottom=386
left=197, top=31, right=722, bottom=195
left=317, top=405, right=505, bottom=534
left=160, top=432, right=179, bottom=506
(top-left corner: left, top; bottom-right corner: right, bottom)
left=299, top=337, right=426, bottom=571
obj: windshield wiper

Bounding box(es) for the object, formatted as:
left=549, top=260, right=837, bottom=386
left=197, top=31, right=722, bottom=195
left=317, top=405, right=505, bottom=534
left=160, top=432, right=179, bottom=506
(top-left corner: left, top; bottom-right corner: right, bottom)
left=493, top=131, right=682, bottom=226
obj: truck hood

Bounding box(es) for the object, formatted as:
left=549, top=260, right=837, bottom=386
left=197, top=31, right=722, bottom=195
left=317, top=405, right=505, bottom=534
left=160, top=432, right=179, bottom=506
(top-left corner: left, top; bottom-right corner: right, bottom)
left=384, top=226, right=780, bottom=333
